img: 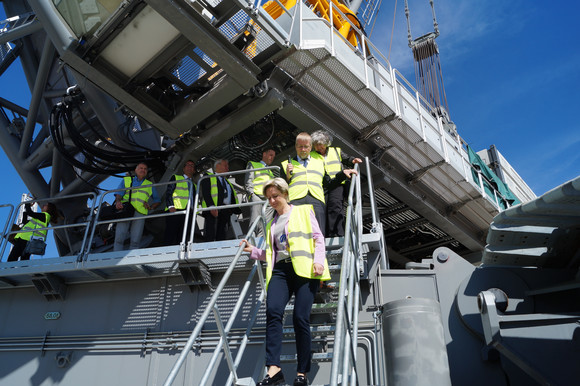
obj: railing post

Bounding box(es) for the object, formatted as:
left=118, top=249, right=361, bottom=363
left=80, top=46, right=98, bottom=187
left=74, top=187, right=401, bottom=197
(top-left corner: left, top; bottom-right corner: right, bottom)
left=361, top=29, right=369, bottom=88
left=436, top=115, right=449, bottom=163
left=329, top=0, right=335, bottom=55
left=0, top=204, right=15, bottom=260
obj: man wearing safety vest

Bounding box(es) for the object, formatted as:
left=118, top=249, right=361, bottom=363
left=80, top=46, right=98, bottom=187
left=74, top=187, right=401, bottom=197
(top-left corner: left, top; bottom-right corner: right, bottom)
left=7, top=202, right=59, bottom=262
left=281, top=132, right=357, bottom=235
left=113, top=162, right=161, bottom=251
left=244, top=147, right=276, bottom=236
left=199, top=159, right=242, bottom=241
left=164, top=160, right=198, bottom=246
left=311, top=130, right=362, bottom=237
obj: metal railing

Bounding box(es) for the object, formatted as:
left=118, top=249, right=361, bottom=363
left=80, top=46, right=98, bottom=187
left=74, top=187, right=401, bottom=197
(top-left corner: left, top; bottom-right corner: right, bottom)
left=330, top=158, right=385, bottom=385
left=163, top=202, right=269, bottom=386
left=162, top=166, right=279, bottom=384
left=0, top=166, right=280, bottom=263
left=285, top=0, right=510, bottom=214
left=83, top=180, right=199, bottom=257
left=0, top=192, right=96, bottom=262
left=0, top=203, right=15, bottom=258
left=185, top=166, right=280, bottom=252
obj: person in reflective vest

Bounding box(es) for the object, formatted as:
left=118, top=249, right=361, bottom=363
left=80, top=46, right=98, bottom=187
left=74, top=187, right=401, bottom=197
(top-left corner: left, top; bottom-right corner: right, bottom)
left=245, top=147, right=276, bottom=236
left=311, top=130, right=362, bottom=237
left=199, top=159, right=241, bottom=241
left=282, top=132, right=357, bottom=235
left=164, top=160, right=198, bottom=246
left=7, top=202, right=59, bottom=262
left=240, top=178, right=330, bottom=386
left=113, top=162, right=161, bottom=251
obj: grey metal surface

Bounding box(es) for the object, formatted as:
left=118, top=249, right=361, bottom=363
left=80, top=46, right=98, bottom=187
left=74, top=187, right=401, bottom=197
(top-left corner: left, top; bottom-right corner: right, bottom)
left=2, top=2, right=579, bottom=385
left=483, top=175, right=580, bottom=267
left=0, top=0, right=508, bottom=266
left=382, top=297, right=451, bottom=386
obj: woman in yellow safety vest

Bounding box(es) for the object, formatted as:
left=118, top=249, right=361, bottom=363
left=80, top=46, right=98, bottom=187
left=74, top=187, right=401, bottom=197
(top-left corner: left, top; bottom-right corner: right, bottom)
left=240, top=178, right=330, bottom=386
left=7, top=202, right=59, bottom=262
left=311, top=130, right=362, bottom=237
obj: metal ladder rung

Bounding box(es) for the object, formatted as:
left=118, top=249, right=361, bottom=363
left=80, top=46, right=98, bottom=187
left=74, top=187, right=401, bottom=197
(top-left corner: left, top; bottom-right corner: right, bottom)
left=280, top=352, right=334, bottom=363
left=285, top=302, right=338, bottom=314
left=282, top=324, right=336, bottom=337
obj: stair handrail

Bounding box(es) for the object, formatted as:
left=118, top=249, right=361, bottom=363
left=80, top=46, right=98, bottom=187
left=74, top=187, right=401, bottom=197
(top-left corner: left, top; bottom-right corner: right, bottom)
left=198, top=217, right=269, bottom=386
left=163, top=215, right=267, bottom=385
left=164, top=168, right=278, bottom=386
left=331, top=157, right=382, bottom=385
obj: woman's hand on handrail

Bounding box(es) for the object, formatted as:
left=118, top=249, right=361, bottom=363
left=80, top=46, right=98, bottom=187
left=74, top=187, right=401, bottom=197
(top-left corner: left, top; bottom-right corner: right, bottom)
left=343, top=169, right=358, bottom=179
left=239, top=239, right=254, bottom=253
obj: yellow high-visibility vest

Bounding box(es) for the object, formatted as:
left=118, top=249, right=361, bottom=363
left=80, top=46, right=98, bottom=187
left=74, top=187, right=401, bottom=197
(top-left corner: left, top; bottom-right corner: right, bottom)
left=122, top=176, right=153, bottom=215
left=281, top=154, right=325, bottom=203
left=248, top=161, right=274, bottom=197
left=170, top=175, right=192, bottom=210
left=201, top=173, right=240, bottom=207
left=15, top=212, right=51, bottom=241
left=263, top=205, right=330, bottom=287
left=324, top=147, right=343, bottom=178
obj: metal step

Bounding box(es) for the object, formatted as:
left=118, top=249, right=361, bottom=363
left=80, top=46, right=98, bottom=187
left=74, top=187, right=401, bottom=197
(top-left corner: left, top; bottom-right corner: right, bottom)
left=285, top=302, right=338, bottom=314
left=282, top=324, right=336, bottom=338
left=280, top=352, right=333, bottom=363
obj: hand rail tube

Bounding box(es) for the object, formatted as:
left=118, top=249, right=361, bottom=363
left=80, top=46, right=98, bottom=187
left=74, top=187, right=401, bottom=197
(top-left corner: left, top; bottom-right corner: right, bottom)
left=163, top=241, right=250, bottom=385
left=84, top=180, right=195, bottom=257
left=1, top=192, right=97, bottom=262
left=164, top=171, right=274, bottom=385
left=330, top=163, right=360, bottom=385
left=0, top=203, right=15, bottom=260
left=187, top=166, right=279, bottom=249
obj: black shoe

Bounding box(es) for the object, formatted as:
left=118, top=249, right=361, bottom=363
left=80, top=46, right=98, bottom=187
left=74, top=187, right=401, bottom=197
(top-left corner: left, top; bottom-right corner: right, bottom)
left=293, top=374, right=308, bottom=386
left=319, top=282, right=335, bottom=293
left=257, top=371, right=285, bottom=386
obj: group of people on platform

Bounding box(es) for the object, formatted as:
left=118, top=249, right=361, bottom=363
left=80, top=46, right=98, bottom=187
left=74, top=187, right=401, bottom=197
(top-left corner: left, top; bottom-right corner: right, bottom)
left=108, top=129, right=360, bottom=254
left=5, top=129, right=360, bottom=260
left=4, top=130, right=361, bottom=386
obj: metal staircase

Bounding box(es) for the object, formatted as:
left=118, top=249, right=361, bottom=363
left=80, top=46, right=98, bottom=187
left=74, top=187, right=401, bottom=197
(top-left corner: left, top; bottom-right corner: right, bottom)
left=160, top=160, right=387, bottom=385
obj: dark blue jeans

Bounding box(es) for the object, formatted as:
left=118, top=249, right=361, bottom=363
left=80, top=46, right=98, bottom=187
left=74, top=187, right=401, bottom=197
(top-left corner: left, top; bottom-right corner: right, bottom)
left=265, top=260, right=320, bottom=373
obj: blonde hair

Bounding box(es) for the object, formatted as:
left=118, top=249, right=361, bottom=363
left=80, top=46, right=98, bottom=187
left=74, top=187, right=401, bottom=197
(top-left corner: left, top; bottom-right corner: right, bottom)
left=262, top=177, right=289, bottom=199
left=295, top=132, right=312, bottom=145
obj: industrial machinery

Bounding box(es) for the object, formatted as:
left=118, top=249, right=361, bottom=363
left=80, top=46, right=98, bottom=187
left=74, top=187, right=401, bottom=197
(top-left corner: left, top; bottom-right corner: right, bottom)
left=1, top=1, right=578, bottom=385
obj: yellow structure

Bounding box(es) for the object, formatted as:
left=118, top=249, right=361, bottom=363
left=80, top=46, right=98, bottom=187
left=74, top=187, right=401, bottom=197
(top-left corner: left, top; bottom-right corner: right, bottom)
left=262, top=0, right=362, bottom=47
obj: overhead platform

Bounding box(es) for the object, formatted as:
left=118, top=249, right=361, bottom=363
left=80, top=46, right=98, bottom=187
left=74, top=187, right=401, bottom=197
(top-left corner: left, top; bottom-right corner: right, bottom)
left=0, top=0, right=518, bottom=265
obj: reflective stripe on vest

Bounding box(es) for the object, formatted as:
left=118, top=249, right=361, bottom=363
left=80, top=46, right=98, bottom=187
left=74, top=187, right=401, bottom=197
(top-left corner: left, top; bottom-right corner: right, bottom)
left=122, top=176, right=153, bottom=215
left=202, top=173, right=240, bottom=208
left=263, top=205, right=330, bottom=288
left=249, top=161, right=274, bottom=196
left=172, top=175, right=190, bottom=210
left=15, top=212, right=51, bottom=241
left=281, top=154, right=325, bottom=203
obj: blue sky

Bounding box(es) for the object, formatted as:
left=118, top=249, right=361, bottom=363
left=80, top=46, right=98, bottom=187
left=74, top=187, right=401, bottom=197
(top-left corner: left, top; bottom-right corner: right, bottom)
left=371, top=0, right=580, bottom=197
left=1, top=0, right=579, bottom=211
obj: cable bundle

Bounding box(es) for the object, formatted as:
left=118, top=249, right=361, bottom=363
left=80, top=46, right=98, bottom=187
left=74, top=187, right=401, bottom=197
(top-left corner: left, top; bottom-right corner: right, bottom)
left=49, top=90, right=168, bottom=176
